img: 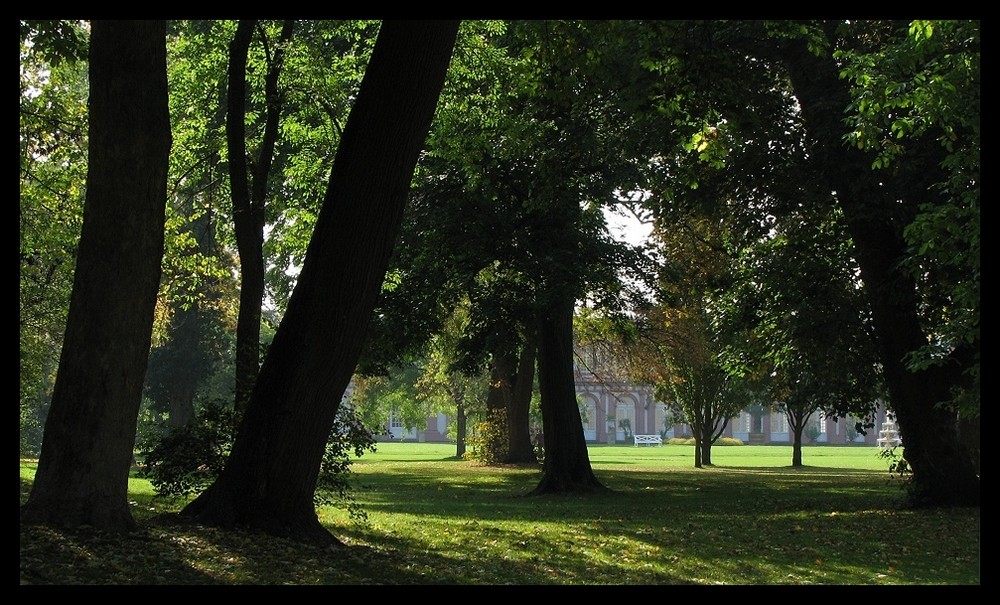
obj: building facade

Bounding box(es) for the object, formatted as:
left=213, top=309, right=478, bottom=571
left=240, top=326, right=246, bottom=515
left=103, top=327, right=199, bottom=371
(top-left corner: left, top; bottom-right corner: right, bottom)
left=377, top=347, right=893, bottom=446
left=573, top=346, right=889, bottom=446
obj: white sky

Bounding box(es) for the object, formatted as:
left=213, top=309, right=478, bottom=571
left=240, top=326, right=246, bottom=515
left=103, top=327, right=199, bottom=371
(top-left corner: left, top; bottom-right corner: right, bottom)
left=603, top=207, right=653, bottom=247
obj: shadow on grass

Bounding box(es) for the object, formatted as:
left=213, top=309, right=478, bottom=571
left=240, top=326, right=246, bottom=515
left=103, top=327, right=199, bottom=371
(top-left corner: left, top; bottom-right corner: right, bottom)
left=20, top=459, right=979, bottom=585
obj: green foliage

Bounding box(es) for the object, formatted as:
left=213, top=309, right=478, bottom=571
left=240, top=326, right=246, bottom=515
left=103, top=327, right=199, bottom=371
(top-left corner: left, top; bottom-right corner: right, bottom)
left=315, top=406, right=377, bottom=523
left=137, top=399, right=238, bottom=498
left=20, top=20, right=88, bottom=64
left=19, top=401, right=44, bottom=458
left=667, top=436, right=744, bottom=446
left=877, top=446, right=912, bottom=492
left=134, top=398, right=169, bottom=452
left=465, top=408, right=508, bottom=464
left=138, top=398, right=374, bottom=518
left=835, top=20, right=980, bottom=416
left=349, top=365, right=429, bottom=436
left=804, top=424, right=822, bottom=443
left=20, top=27, right=89, bottom=455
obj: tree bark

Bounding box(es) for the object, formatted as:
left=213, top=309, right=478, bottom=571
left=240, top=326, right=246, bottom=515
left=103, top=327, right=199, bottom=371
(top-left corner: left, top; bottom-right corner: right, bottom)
left=694, top=420, right=713, bottom=467
left=692, top=427, right=703, bottom=468
left=485, top=350, right=515, bottom=461
left=778, top=32, right=979, bottom=506
left=791, top=430, right=803, bottom=468
left=227, top=19, right=264, bottom=417
left=787, top=408, right=808, bottom=468
left=455, top=397, right=468, bottom=459
left=528, top=297, right=606, bottom=494
left=700, top=438, right=712, bottom=467
left=21, top=20, right=171, bottom=532
left=182, top=20, right=460, bottom=545
left=228, top=20, right=297, bottom=417
left=505, top=335, right=538, bottom=464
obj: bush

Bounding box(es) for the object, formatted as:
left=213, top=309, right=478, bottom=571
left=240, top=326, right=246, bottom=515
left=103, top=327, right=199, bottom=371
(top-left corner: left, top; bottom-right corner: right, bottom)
left=805, top=425, right=822, bottom=443
left=315, top=406, right=377, bottom=523
left=138, top=399, right=375, bottom=523
left=19, top=403, right=44, bottom=458
left=666, top=436, right=744, bottom=446
left=465, top=408, right=507, bottom=464
left=136, top=399, right=237, bottom=498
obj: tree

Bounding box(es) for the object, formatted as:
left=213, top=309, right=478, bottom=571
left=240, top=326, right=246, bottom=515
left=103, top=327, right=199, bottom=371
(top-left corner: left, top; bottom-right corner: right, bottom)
left=357, top=21, right=539, bottom=465
left=423, top=20, right=659, bottom=493
left=143, top=208, right=235, bottom=429
left=769, top=20, right=979, bottom=505
left=416, top=309, right=491, bottom=459
left=227, top=19, right=295, bottom=414
left=631, top=20, right=977, bottom=503
left=349, top=364, right=428, bottom=439
left=361, top=21, right=654, bottom=475
left=20, top=20, right=172, bottom=532
left=181, top=20, right=460, bottom=545
left=836, top=20, right=980, bottom=476
left=732, top=209, right=886, bottom=467
left=618, top=299, right=751, bottom=468
left=161, top=20, right=377, bottom=421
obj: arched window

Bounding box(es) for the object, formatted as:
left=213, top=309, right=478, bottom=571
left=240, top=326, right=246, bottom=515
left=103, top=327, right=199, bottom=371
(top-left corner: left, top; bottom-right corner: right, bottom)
left=616, top=397, right=637, bottom=437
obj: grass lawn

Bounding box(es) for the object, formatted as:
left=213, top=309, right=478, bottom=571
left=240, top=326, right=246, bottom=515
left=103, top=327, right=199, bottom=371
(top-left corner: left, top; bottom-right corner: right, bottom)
left=19, top=442, right=980, bottom=586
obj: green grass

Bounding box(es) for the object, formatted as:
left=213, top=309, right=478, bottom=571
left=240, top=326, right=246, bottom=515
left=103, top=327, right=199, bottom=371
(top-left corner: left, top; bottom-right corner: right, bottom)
left=19, top=443, right=980, bottom=585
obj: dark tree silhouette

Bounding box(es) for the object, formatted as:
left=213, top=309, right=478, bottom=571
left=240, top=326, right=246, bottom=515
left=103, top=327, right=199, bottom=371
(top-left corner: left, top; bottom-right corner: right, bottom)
left=182, top=20, right=460, bottom=545
left=775, top=24, right=979, bottom=506
left=20, top=20, right=172, bottom=532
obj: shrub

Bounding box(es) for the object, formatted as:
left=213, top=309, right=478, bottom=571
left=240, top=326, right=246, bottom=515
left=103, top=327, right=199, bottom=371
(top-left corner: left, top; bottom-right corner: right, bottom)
left=19, top=403, right=44, bottom=458
left=805, top=425, right=822, bottom=443
left=136, top=398, right=236, bottom=498
left=465, top=408, right=508, bottom=464
left=877, top=445, right=912, bottom=491
left=666, top=436, right=744, bottom=446
left=138, top=399, right=375, bottom=523
left=315, top=406, right=377, bottom=523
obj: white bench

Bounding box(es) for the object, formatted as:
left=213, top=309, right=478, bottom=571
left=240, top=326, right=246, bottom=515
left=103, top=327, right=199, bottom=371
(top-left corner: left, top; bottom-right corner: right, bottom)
left=633, top=434, right=662, bottom=446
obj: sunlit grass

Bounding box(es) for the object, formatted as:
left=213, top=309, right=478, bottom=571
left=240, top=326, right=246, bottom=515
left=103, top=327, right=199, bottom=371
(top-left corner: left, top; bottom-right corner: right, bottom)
left=20, top=443, right=979, bottom=585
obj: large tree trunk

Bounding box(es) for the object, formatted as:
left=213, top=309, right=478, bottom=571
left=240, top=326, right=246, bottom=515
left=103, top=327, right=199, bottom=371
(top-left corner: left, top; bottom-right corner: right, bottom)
left=529, top=297, right=605, bottom=495
left=506, top=335, right=538, bottom=464
left=778, top=32, right=978, bottom=506
left=182, top=20, right=460, bottom=545
left=20, top=20, right=171, bottom=532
